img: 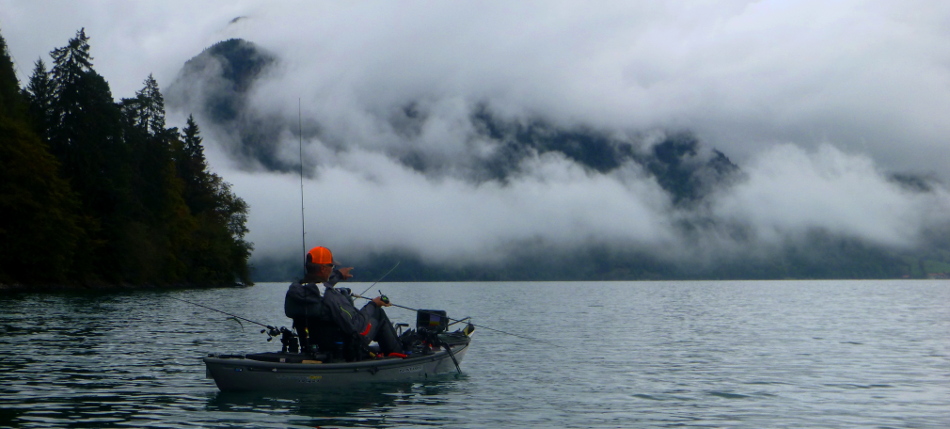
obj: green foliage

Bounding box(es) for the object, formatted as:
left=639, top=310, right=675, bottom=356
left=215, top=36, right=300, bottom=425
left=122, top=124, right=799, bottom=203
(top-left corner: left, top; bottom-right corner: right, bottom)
left=0, top=118, right=84, bottom=284
left=1, top=28, right=252, bottom=288
left=922, top=259, right=950, bottom=275
left=24, top=59, right=54, bottom=140
left=0, top=33, right=22, bottom=119
left=0, top=33, right=82, bottom=285
left=171, top=116, right=253, bottom=285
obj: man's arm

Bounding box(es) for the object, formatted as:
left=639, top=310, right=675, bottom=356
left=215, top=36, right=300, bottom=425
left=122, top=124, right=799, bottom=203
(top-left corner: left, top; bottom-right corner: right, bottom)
left=327, top=267, right=354, bottom=286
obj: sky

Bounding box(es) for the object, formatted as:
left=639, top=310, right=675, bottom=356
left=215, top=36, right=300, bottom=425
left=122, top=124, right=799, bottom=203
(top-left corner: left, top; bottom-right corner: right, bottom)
left=2, top=0, right=949, bottom=268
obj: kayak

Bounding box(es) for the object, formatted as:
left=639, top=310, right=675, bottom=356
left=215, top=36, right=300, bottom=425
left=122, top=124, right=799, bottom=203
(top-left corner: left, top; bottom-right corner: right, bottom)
left=203, top=311, right=474, bottom=392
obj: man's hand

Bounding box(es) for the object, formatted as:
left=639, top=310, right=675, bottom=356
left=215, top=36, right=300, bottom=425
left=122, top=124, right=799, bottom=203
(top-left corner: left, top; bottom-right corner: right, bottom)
left=337, top=267, right=354, bottom=280
left=372, top=296, right=391, bottom=307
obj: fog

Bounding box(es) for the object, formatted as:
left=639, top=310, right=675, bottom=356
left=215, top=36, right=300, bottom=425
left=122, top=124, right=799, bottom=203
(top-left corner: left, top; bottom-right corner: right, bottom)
left=3, top=1, right=949, bottom=270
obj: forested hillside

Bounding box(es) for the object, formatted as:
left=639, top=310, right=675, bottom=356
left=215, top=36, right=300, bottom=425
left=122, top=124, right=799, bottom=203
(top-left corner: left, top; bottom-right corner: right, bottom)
left=0, top=29, right=252, bottom=289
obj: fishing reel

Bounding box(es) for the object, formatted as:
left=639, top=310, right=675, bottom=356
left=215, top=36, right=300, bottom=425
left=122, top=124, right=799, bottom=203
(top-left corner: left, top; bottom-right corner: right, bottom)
left=262, top=326, right=281, bottom=338
left=262, top=326, right=299, bottom=353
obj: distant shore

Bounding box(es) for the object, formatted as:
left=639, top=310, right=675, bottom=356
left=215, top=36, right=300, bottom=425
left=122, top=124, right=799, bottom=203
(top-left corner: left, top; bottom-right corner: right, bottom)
left=0, top=282, right=251, bottom=294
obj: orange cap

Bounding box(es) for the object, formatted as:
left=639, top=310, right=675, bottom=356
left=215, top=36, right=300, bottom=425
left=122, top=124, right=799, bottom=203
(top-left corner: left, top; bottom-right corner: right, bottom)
left=306, top=246, right=335, bottom=265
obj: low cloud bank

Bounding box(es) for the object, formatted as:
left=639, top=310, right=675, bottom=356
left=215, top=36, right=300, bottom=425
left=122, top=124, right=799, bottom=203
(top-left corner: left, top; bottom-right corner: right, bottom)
left=148, top=3, right=950, bottom=279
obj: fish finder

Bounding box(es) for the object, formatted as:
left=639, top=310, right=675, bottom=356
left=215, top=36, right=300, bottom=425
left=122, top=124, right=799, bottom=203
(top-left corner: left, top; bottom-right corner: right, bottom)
left=416, top=309, right=448, bottom=333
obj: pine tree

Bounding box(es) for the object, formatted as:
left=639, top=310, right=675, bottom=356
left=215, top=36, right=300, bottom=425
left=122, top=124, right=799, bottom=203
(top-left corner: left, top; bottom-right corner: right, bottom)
left=182, top=114, right=207, bottom=167
left=49, top=28, right=93, bottom=152
left=0, top=120, right=84, bottom=284
left=0, top=34, right=21, bottom=119
left=122, top=74, right=166, bottom=137
left=122, top=75, right=174, bottom=221
left=25, top=59, right=54, bottom=141
left=177, top=114, right=215, bottom=214
left=139, top=74, right=166, bottom=135
left=173, top=115, right=252, bottom=285
left=0, top=31, right=83, bottom=285
left=45, top=28, right=132, bottom=283
left=3, top=27, right=252, bottom=287
left=119, top=75, right=195, bottom=284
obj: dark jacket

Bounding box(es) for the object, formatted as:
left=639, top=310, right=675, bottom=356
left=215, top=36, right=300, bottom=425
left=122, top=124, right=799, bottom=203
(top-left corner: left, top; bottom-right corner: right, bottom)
left=284, top=282, right=324, bottom=320
left=283, top=270, right=348, bottom=320
left=320, top=286, right=376, bottom=337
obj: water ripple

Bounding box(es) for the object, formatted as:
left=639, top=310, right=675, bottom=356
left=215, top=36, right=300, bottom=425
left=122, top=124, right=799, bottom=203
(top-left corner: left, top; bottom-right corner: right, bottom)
left=1, top=281, right=949, bottom=428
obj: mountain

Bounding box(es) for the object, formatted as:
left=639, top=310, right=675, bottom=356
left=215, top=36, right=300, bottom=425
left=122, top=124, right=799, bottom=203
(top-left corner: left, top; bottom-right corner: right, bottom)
left=168, top=38, right=950, bottom=282
left=166, top=39, right=287, bottom=171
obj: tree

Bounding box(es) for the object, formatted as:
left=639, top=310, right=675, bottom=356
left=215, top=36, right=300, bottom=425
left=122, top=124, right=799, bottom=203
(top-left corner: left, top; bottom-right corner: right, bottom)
left=0, top=120, right=84, bottom=284
left=0, top=31, right=83, bottom=285
left=43, top=28, right=134, bottom=283
left=0, top=34, right=21, bottom=119
left=24, top=59, right=54, bottom=141
left=176, top=115, right=215, bottom=214
left=121, top=74, right=176, bottom=222
left=122, top=74, right=166, bottom=136
left=4, top=27, right=253, bottom=287
left=48, top=28, right=92, bottom=152
left=173, top=116, right=252, bottom=285
left=118, top=75, right=194, bottom=284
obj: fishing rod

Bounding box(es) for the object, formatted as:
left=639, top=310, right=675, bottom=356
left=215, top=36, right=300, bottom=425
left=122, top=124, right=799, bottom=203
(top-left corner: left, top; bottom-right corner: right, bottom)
left=171, top=297, right=285, bottom=338
left=172, top=296, right=303, bottom=351
left=298, top=98, right=306, bottom=276
left=351, top=293, right=557, bottom=346
left=358, top=261, right=401, bottom=296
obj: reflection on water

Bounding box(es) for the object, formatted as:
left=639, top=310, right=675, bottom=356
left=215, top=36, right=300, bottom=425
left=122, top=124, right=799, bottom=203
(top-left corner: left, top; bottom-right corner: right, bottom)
left=207, top=381, right=462, bottom=427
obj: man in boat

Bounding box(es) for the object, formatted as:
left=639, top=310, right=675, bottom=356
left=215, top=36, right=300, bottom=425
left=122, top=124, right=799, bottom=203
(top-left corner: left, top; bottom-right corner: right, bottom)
left=285, top=246, right=404, bottom=361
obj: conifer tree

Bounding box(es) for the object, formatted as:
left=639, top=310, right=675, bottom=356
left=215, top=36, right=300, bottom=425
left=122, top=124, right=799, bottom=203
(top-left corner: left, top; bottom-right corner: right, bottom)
left=0, top=34, right=21, bottom=119
left=45, top=28, right=131, bottom=282
left=177, top=114, right=214, bottom=214
left=0, top=31, right=83, bottom=285
left=174, top=115, right=252, bottom=285
left=49, top=28, right=92, bottom=151
left=118, top=75, right=192, bottom=283
left=25, top=59, right=54, bottom=141
left=4, top=27, right=252, bottom=287
left=182, top=114, right=207, bottom=167
left=139, top=74, right=166, bottom=135
left=122, top=74, right=166, bottom=137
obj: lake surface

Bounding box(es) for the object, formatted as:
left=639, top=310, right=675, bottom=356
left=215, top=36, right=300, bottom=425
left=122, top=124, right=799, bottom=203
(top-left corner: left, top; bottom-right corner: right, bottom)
left=1, top=280, right=948, bottom=428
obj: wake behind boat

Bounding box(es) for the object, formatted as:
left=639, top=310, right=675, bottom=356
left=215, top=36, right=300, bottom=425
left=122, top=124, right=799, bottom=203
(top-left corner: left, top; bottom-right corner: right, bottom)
left=202, top=307, right=475, bottom=392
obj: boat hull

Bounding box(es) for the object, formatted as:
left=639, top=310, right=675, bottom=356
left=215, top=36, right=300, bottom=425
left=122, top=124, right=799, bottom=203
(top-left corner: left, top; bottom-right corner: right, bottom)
left=204, top=342, right=470, bottom=391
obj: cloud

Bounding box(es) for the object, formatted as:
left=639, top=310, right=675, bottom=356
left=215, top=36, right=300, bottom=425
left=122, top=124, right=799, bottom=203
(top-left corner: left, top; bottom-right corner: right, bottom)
left=708, top=144, right=944, bottom=249
left=234, top=146, right=678, bottom=266
left=3, top=0, right=949, bottom=272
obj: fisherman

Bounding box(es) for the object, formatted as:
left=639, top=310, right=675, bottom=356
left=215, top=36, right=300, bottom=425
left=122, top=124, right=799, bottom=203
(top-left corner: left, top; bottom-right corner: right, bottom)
left=284, top=246, right=404, bottom=360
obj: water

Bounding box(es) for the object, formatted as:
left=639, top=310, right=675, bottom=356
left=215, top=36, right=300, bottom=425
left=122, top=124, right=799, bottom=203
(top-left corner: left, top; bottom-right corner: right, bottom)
left=1, top=280, right=948, bottom=428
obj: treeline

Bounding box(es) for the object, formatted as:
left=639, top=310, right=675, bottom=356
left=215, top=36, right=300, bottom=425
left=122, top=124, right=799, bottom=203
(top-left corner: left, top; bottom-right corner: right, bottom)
left=0, top=29, right=252, bottom=289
